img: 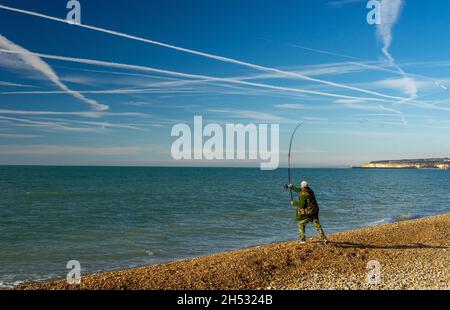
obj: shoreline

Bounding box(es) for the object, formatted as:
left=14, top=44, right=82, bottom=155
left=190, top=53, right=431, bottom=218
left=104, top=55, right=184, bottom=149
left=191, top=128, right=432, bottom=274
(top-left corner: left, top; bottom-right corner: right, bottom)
left=352, top=167, right=448, bottom=170
left=16, top=213, right=450, bottom=290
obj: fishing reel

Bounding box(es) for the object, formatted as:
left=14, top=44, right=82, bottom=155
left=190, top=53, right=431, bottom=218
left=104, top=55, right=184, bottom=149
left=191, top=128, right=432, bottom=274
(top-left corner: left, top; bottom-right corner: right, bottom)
left=283, top=183, right=290, bottom=190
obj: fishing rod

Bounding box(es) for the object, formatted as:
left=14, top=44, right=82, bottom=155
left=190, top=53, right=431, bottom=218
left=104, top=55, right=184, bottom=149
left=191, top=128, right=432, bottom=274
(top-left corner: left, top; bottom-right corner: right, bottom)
left=284, top=122, right=304, bottom=203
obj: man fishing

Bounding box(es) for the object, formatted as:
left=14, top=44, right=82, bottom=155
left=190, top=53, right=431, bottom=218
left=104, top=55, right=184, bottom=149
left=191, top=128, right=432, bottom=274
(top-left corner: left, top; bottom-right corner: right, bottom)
left=287, top=181, right=328, bottom=245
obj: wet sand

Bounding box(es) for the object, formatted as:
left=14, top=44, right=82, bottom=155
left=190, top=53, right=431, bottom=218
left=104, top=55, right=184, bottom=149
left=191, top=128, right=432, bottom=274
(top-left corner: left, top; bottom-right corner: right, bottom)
left=19, top=214, right=449, bottom=290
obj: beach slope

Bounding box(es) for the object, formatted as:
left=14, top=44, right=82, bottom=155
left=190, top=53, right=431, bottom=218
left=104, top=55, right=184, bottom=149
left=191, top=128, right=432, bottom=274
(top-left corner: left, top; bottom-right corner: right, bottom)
left=20, top=214, right=449, bottom=290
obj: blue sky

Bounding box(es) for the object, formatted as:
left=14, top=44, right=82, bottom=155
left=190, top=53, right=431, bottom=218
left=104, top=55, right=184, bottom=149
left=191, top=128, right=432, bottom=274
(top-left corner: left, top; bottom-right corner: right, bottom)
left=0, top=0, right=449, bottom=167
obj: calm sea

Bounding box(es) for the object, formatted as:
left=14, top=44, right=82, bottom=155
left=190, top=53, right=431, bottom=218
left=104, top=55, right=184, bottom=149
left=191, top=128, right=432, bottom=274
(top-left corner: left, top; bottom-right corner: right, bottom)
left=0, top=166, right=448, bottom=288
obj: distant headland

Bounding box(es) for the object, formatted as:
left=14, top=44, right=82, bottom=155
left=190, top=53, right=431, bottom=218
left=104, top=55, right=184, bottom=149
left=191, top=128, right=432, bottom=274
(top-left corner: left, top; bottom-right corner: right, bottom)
left=355, top=158, right=449, bottom=169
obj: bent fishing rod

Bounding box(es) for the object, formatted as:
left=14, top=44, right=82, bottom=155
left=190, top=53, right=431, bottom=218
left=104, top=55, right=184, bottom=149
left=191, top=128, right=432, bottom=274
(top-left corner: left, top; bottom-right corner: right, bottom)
left=284, top=122, right=304, bottom=203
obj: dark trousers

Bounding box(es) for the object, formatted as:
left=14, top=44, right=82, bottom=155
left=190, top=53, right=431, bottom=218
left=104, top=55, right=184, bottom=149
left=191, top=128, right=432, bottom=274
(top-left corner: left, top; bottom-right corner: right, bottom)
left=297, top=213, right=327, bottom=241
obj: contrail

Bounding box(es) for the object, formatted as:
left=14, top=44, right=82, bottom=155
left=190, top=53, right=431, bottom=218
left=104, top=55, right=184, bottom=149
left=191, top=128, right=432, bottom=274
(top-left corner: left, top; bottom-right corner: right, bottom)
left=0, top=3, right=415, bottom=101
left=289, top=42, right=450, bottom=101
left=377, top=0, right=417, bottom=102
left=0, top=79, right=322, bottom=101
left=288, top=43, right=361, bottom=61
left=0, top=48, right=401, bottom=103
left=288, top=43, right=441, bottom=87
left=0, top=115, right=103, bottom=132
left=377, top=0, right=404, bottom=64
left=2, top=48, right=448, bottom=111
left=0, top=80, right=36, bottom=87
left=0, top=34, right=108, bottom=111
left=340, top=100, right=408, bottom=125
left=0, top=109, right=145, bottom=118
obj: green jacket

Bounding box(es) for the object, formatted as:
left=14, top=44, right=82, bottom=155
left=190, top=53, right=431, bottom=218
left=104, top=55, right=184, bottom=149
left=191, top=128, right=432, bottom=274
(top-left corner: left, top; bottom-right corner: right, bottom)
left=291, top=185, right=319, bottom=219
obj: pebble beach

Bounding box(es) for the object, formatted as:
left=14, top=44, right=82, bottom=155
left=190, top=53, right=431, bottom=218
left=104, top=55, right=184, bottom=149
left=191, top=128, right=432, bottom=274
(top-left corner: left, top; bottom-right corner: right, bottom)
left=19, top=214, right=449, bottom=290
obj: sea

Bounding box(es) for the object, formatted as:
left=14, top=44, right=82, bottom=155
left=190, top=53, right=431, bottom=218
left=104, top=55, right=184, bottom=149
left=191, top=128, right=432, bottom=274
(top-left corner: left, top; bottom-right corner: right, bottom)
left=0, top=166, right=448, bottom=288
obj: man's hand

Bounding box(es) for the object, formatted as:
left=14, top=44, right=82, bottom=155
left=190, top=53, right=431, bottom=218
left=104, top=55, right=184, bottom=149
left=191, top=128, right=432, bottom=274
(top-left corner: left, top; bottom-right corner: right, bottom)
left=283, top=183, right=293, bottom=190
left=290, top=201, right=294, bottom=206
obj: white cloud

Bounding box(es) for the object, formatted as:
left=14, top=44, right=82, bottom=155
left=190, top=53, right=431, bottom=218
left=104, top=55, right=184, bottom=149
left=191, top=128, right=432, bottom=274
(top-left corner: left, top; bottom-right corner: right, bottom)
left=208, top=109, right=290, bottom=122
left=334, top=99, right=367, bottom=104
left=302, top=116, right=329, bottom=122
left=0, top=34, right=108, bottom=111
left=0, top=80, right=35, bottom=88
left=0, top=115, right=106, bottom=132
left=373, top=77, right=424, bottom=97
left=0, top=109, right=146, bottom=118
left=0, top=145, right=145, bottom=155
left=123, top=101, right=153, bottom=107
left=340, top=102, right=407, bottom=125
left=0, top=51, right=34, bottom=72
left=239, top=62, right=367, bottom=80
left=0, top=133, right=41, bottom=138
left=274, top=104, right=306, bottom=110
left=341, top=103, right=401, bottom=113
left=0, top=114, right=148, bottom=133
left=41, top=118, right=147, bottom=131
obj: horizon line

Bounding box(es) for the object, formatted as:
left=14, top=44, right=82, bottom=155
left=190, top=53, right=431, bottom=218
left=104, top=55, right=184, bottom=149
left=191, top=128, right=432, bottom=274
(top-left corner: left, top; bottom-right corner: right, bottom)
left=0, top=164, right=354, bottom=169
